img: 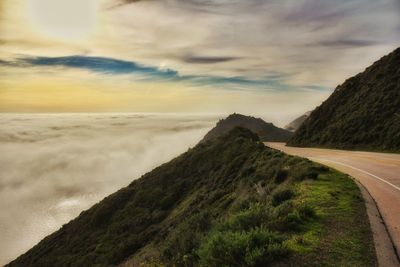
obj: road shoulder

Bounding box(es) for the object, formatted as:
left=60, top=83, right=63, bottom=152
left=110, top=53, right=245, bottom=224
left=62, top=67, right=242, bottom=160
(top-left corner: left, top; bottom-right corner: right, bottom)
left=353, top=179, right=399, bottom=267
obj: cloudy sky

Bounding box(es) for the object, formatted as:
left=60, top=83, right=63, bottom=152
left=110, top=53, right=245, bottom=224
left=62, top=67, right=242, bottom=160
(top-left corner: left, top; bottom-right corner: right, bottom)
left=0, top=0, right=399, bottom=124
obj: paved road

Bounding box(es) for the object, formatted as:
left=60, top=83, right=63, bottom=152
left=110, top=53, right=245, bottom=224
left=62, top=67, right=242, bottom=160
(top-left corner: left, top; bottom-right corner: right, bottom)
left=265, top=142, right=400, bottom=263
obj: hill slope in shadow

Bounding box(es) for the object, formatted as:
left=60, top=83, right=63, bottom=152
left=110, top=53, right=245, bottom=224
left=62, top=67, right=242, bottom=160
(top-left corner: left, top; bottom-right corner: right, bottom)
left=202, top=113, right=293, bottom=143
left=289, top=48, right=400, bottom=152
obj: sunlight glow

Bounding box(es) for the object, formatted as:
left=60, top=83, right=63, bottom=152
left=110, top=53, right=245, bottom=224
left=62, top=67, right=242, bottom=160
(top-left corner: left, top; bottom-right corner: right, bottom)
left=27, top=0, right=99, bottom=41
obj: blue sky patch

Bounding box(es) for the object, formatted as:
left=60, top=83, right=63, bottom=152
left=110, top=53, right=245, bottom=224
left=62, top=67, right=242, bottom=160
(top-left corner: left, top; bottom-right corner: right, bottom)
left=1, top=55, right=329, bottom=92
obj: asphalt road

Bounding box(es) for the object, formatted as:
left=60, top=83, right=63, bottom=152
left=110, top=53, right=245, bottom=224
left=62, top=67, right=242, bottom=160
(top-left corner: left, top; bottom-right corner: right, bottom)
left=265, top=142, right=400, bottom=263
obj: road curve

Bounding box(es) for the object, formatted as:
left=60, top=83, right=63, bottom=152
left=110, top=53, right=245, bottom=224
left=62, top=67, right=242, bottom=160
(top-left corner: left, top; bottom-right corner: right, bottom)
left=265, top=142, right=400, bottom=265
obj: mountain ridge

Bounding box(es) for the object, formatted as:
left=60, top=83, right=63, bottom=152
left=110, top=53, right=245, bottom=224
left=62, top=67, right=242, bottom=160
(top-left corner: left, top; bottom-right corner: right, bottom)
left=284, top=111, right=311, bottom=132
left=201, top=113, right=293, bottom=143
left=288, top=47, right=400, bottom=152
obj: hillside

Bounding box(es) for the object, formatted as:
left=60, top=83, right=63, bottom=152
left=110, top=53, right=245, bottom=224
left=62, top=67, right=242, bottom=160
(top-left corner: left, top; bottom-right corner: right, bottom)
left=289, top=47, right=400, bottom=152
left=201, top=113, right=293, bottom=143
left=7, top=128, right=376, bottom=267
left=284, top=111, right=311, bottom=132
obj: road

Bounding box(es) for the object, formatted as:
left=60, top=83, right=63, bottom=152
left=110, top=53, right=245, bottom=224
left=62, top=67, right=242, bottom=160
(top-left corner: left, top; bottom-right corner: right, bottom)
left=265, top=142, right=400, bottom=265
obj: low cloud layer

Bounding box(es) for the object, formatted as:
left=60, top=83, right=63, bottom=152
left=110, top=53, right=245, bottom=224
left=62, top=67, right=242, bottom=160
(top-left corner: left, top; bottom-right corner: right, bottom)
left=0, top=113, right=218, bottom=265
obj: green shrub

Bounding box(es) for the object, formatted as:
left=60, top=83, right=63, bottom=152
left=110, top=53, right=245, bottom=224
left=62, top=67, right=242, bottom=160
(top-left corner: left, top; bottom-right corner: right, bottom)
left=271, top=205, right=315, bottom=232
left=307, top=171, right=319, bottom=180
left=298, top=204, right=316, bottom=219
left=163, top=212, right=213, bottom=264
left=275, top=169, right=289, bottom=183
left=291, top=163, right=320, bottom=181
left=220, top=203, right=270, bottom=232
left=272, top=188, right=294, bottom=206
left=198, top=228, right=289, bottom=267
left=285, top=211, right=302, bottom=230
left=312, top=165, right=329, bottom=173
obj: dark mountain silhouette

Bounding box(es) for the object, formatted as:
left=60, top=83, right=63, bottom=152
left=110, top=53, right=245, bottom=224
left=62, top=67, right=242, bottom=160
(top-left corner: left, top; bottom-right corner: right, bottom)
left=7, top=128, right=375, bottom=267
left=284, top=111, right=311, bottom=132
left=201, top=113, right=293, bottom=143
left=289, top=47, right=400, bottom=152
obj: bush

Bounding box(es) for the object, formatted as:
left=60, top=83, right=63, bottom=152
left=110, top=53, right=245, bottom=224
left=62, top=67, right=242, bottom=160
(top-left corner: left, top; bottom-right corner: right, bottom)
left=220, top=203, right=270, bottom=232
left=313, top=165, right=329, bottom=173
left=285, top=211, right=302, bottom=230
left=307, top=171, right=319, bottom=180
left=163, top=212, right=212, bottom=264
left=272, top=188, right=294, bottom=206
left=291, top=163, right=320, bottom=181
left=271, top=204, right=315, bottom=232
left=298, top=204, right=316, bottom=219
left=275, top=169, right=289, bottom=183
left=198, top=228, right=289, bottom=267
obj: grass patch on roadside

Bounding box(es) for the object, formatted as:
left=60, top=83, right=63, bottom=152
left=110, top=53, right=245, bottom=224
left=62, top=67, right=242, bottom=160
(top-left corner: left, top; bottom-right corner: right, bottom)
left=194, top=169, right=376, bottom=267
left=281, top=171, right=377, bottom=266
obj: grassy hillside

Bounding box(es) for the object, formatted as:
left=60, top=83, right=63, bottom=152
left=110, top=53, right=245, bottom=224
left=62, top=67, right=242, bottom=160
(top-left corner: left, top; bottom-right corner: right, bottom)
left=201, top=113, right=293, bottom=143
left=7, top=128, right=376, bottom=267
left=289, top=47, right=400, bottom=152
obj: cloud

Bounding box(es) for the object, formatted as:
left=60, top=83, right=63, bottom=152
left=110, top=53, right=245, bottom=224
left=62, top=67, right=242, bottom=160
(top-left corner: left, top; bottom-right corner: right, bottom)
left=0, top=0, right=399, bottom=112
left=283, top=1, right=348, bottom=25
left=100, top=0, right=400, bottom=87
left=182, top=55, right=239, bottom=64
left=318, top=39, right=377, bottom=48
left=122, top=0, right=144, bottom=3
left=1, top=55, right=313, bottom=92
left=0, top=59, right=11, bottom=65
left=21, top=55, right=180, bottom=77
left=0, top=113, right=218, bottom=265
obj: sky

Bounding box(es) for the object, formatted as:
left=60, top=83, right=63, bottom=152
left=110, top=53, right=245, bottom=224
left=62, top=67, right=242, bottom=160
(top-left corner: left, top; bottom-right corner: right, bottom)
left=0, top=0, right=399, bottom=124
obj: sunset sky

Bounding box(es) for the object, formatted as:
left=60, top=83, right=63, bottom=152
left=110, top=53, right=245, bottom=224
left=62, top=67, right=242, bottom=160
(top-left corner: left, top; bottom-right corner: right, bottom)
left=0, top=0, right=399, bottom=124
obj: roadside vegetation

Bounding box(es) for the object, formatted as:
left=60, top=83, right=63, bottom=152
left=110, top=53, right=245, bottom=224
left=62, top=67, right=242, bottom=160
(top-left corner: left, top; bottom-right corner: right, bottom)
left=8, top=128, right=376, bottom=267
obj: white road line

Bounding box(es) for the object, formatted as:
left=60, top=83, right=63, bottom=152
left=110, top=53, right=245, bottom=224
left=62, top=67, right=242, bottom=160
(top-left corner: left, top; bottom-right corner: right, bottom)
left=309, top=157, right=400, bottom=192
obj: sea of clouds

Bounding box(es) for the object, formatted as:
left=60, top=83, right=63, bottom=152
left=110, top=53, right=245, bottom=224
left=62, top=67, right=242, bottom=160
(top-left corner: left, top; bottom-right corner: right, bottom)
left=0, top=113, right=219, bottom=265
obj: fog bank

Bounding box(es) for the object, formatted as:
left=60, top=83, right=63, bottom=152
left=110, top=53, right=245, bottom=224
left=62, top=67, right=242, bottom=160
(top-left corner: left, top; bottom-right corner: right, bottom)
left=0, top=113, right=218, bottom=265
